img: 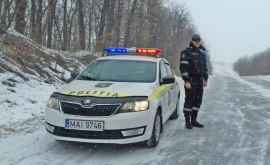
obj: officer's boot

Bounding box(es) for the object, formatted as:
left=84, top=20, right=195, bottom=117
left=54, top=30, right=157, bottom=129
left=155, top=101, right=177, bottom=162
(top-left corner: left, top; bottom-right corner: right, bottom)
left=191, top=111, right=204, bottom=128
left=184, top=111, right=192, bottom=129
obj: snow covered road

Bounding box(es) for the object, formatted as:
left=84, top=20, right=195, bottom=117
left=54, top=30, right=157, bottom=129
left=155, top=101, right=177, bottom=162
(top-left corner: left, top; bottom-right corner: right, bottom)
left=1, top=64, right=270, bottom=165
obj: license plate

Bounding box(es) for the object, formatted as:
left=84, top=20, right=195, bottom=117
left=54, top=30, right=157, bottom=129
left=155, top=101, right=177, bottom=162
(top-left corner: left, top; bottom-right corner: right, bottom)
left=65, top=119, right=104, bottom=131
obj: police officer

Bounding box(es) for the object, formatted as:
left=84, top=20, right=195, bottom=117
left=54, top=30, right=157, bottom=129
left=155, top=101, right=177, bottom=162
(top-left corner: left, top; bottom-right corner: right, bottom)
left=180, top=34, right=208, bottom=129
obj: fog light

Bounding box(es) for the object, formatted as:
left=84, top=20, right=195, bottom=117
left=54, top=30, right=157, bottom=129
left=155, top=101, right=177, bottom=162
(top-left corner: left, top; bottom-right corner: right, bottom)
left=45, top=123, right=55, bottom=133
left=121, top=128, right=145, bottom=137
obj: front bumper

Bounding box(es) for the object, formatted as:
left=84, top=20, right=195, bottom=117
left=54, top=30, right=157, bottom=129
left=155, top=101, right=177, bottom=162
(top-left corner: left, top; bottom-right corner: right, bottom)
left=45, top=108, right=155, bottom=144
left=46, top=123, right=148, bottom=144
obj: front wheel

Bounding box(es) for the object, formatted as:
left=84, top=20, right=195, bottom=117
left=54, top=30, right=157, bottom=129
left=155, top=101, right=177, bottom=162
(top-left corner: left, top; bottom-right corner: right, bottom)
left=145, top=112, right=162, bottom=147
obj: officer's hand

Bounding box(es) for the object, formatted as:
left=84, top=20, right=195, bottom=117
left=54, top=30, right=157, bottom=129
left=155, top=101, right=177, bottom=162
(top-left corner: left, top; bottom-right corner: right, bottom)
left=185, top=82, right=192, bottom=89
left=203, top=80, right=208, bottom=87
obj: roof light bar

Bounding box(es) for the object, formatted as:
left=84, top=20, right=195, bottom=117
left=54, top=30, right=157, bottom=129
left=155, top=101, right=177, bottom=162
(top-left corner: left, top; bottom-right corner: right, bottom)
left=136, top=48, right=161, bottom=55
left=104, top=48, right=128, bottom=55
left=104, top=47, right=161, bottom=56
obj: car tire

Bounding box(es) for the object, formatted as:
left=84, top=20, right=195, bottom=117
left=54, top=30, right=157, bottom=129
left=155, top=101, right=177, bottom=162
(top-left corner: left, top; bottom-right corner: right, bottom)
left=145, top=111, right=162, bottom=147
left=169, top=93, right=180, bottom=120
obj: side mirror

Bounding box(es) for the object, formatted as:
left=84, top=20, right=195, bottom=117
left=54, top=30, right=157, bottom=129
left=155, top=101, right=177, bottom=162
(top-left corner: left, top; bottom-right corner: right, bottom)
left=160, top=76, right=175, bottom=85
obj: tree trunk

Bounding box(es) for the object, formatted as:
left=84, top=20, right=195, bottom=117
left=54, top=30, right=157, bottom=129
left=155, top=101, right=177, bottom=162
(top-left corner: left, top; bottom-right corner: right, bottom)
left=0, top=0, right=7, bottom=30
left=77, top=0, right=86, bottom=49
left=135, top=1, right=145, bottom=47
left=36, top=0, right=43, bottom=44
left=96, top=0, right=109, bottom=51
left=14, top=0, right=27, bottom=34
left=124, top=0, right=138, bottom=47
left=118, top=0, right=129, bottom=47
left=1, top=0, right=14, bottom=30
left=31, top=0, right=37, bottom=41
left=147, top=0, right=161, bottom=47
left=104, top=0, right=116, bottom=47
left=114, top=0, right=124, bottom=47
left=62, top=0, right=68, bottom=50
left=68, top=5, right=77, bottom=49
left=47, top=0, right=57, bottom=48
left=0, top=1, right=2, bottom=20
left=88, top=0, right=93, bottom=51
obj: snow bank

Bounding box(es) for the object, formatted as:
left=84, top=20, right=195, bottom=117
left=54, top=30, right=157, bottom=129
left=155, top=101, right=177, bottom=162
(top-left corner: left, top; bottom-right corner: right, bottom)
left=0, top=72, right=55, bottom=137
left=255, top=75, right=270, bottom=82
left=214, top=62, right=270, bottom=99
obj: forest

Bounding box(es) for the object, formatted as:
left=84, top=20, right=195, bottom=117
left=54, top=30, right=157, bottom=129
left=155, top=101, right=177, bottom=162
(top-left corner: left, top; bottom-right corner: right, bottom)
left=0, top=0, right=205, bottom=74
left=234, top=48, right=270, bottom=76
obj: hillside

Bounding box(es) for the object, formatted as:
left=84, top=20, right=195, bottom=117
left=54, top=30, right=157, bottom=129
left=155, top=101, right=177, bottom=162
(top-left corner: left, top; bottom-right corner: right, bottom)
left=0, top=31, right=96, bottom=136
left=0, top=30, right=91, bottom=83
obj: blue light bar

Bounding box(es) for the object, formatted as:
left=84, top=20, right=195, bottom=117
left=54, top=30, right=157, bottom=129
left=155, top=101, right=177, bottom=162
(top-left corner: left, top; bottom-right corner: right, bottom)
left=104, top=48, right=128, bottom=55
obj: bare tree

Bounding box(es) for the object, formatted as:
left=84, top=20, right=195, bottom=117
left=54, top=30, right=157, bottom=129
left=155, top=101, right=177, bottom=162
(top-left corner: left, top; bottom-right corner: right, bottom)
left=62, top=0, right=68, bottom=50
left=87, top=0, right=93, bottom=51
left=0, top=1, right=3, bottom=21
left=77, top=0, right=86, bottom=49
left=113, top=0, right=124, bottom=47
left=47, top=0, right=57, bottom=48
left=14, top=0, right=27, bottom=34
left=96, top=0, right=110, bottom=51
left=104, top=0, right=116, bottom=47
left=124, top=0, right=138, bottom=47
left=1, top=0, right=14, bottom=31
left=68, top=2, right=77, bottom=49
left=30, top=0, right=37, bottom=40
left=35, top=0, right=43, bottom=44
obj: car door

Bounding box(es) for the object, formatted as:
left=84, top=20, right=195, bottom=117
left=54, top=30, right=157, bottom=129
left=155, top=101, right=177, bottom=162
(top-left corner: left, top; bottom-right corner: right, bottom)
left=164, top=62, right=178, bottom=113
left=159, top=61, right=170, bottom=121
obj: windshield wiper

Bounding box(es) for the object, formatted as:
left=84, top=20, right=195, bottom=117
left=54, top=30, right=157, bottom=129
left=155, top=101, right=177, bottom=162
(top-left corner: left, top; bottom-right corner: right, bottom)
left=78, top=75, right=97, bottom=81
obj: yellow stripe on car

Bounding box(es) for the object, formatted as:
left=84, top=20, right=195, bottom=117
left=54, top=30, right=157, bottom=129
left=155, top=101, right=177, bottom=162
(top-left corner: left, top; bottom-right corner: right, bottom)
left=148, top=84, right=174, bottom=101
left=64, top=90, right=128, bottom=97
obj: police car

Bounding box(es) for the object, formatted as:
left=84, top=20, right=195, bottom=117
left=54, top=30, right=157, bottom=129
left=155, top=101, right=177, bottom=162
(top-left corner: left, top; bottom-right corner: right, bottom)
left=45, top=48, right=180, bottom=147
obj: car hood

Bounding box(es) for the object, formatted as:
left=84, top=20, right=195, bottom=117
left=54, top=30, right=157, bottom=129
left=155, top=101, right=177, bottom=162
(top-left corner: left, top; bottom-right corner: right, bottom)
left=56, top=80, right=156, bottom=97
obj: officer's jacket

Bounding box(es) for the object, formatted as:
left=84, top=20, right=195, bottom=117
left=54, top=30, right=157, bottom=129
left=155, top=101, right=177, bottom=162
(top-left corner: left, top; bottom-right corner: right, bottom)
left=180, top=45, right=208, bottom=82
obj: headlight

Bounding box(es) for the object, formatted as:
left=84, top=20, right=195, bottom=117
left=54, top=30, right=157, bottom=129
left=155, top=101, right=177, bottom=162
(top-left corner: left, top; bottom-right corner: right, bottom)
left=47, top=97, right=60, bottom=111
left=118, top=100, right=149, bottom=113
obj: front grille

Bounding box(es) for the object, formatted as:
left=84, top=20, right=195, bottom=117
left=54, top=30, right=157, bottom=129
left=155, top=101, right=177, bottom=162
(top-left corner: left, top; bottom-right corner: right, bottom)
left=52, top=125, right=124, bottom=139
left=46, top=123, right=146, bottom=139
left=61, top=102, right=120, bottom=116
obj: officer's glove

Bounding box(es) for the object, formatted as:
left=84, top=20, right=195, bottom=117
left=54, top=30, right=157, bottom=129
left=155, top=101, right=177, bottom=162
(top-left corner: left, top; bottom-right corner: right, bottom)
left=185, top=82, right=192, bottom=89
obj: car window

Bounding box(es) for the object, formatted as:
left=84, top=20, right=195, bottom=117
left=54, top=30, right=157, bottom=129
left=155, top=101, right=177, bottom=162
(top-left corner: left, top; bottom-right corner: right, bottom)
left=160, top=61, right=168, bottom=80
left=165, top=63, right=173, bottom=77
left=77, top=60, right=157, bottom=83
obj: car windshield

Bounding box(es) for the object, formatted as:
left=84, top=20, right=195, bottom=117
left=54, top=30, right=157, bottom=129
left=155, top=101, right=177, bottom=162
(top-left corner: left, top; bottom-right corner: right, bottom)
left=77, top=60, right=157, bottom=83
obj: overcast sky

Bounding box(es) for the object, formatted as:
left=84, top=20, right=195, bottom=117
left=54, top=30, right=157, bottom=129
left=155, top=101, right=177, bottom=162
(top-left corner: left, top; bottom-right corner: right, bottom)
left=172, top=0, right=270, bottom=63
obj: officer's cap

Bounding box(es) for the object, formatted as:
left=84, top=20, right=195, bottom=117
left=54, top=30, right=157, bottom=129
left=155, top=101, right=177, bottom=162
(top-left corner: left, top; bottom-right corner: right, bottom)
left=192, top=34, right=201, bottom=42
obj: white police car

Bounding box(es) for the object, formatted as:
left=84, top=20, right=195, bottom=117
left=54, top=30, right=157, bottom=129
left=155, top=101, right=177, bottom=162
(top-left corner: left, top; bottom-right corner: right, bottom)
left=45, top=48, right=180, bottom=147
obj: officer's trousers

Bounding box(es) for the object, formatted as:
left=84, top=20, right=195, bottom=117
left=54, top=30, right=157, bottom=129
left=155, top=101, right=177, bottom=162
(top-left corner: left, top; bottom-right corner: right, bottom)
left=183, top=77, right=204, bottom=113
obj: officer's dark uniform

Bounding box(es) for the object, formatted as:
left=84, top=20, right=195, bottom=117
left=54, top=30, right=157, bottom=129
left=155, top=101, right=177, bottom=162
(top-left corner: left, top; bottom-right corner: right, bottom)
left=180, top=35, right=208, bottom=129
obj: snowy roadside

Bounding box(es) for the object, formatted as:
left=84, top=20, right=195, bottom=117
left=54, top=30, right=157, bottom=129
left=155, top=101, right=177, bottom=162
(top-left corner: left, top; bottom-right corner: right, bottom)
left=0, top=73, right=55, bottom=137
left=214, top=63, right=270, bottom=99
